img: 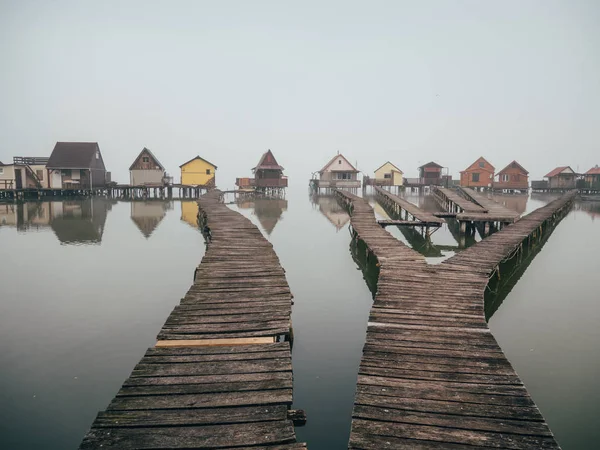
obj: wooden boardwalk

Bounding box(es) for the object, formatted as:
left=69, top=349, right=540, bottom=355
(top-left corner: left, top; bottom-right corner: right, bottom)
left=434, top=186, right=488, bottom=213
left=456, top=187, right=520, bottom=222
left=374, top=186, right=444, bottom=226
left=79, top=190, right=305, bottom=449
left=335, top=189, right=575, bottom=449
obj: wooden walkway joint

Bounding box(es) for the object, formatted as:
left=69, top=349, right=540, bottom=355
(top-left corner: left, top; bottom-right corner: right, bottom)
left=335, top=188, right=575, bottom=449
left=79, top=190, right=305, bottom=450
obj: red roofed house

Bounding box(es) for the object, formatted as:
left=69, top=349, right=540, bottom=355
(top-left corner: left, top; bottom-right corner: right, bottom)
left=584, top=165, right=600, bottom=190
left=544, top=166, right=577, bottom=189
left=494, top=161, right=529, bottom=191
left=460, top=157, right=495, bottom=189
left=252, top=150, right=287, bottom=190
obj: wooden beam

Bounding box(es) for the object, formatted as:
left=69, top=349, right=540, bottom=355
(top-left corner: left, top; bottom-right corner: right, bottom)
left=155, top=337, right=276, bottom=348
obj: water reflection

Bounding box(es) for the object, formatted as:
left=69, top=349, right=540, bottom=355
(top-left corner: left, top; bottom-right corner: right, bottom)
left=0, top=199, right=116, bottom=244
left=236, top=196, right=288, bottom=235
left=491, top=193, right=528, bottom=214
left=130, top=200, right=172, bottom=238
left=180, top=200, right=200, bottom=229
left=309, top=194, right=350, bottom=231
left=575, top=200, right=600, bottom=220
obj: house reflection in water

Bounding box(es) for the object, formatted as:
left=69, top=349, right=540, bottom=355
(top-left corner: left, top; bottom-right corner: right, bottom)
left=0, top=199, right=114, bottom=244
left=310, top=194, right=350, bottom=231
left=130, top=201, right=172, bottom=238
left=237, top=197, right=288, bottom=235
left=180, top=200, right=200, bottom=229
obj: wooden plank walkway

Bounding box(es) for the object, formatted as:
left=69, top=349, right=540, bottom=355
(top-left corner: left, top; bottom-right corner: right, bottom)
left=374, top=186, right=444, bottom=226
left=79, top=190, right=305, bottom=450
left=434, top=186, right=488, bottom=213
left=335, top=189, right=575, bottom=449
left=456, top=187, right=520, bottom=223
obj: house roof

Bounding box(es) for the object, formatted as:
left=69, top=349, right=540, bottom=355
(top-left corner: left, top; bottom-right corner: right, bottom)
left=374, top=161, right=403, bottom=174
left=179, top=155, right=218, bottom=169
left=544, top=166, right=574, bottom=178
left=585, top=165, right=600, bottom=175
left=498, top=160, right=529, bottom=175
left=319, top=153, right=359, bottom=173
left=419, top=161, right=443, bottom=169
left=460, top=157, right=495, bottom=173
left=47, top=142, right=100, bottom=169
left=129, top=147, right=165, bottom=171
left=253, top=149, right=284, bottom=171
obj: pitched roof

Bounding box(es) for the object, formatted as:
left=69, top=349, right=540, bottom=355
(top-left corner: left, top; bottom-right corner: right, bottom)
left=253, top=150, right=284, bottom=171
left=585, top=165, right=600, bottom=175
left=129, top=147, right=165, bottom=171
left=544, top=166, right=573, bottom=178
left=374, top=161, right=403, bottom=174
left=419, top=161, right=443, bottom=169
left=47, top=142, right=100, bottom=169
left=498, top=160, right=529, bottom=175
left=460, top=157, right=495, bottom=173
left=179, top=155, right=218, bottom=169
left=319, top=153, right=359, bottom=173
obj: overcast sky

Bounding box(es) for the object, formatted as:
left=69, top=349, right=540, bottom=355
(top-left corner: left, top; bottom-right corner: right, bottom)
left=1, top=0, right=598, bottom=188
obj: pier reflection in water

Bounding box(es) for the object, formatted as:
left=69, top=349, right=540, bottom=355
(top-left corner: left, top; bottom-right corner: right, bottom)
left=0, top=199, right=116, bottom=244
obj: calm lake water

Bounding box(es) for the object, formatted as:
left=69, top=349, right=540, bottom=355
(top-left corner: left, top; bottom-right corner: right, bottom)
left=0, top=187, right=598, bottom=449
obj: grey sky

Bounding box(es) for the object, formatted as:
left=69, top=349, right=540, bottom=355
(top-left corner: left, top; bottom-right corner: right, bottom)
left=1, top=0, right=598, bottom=188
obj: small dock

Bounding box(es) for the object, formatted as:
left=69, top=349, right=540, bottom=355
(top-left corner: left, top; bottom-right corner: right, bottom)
left=374, top=186, right=443, bottom=235
left=434, top=186, right=521, bottom=236
left=335, top=188, right=575, bottom=449
left=79, top=190, right=305, bottom=449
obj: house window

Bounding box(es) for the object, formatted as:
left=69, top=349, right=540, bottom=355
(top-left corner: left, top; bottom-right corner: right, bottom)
left=384, top=173, right=392, bottom=179
left=0, top=168, right=3, bottom=175
left=206, top=169, right=211, bottom=175
left=479, top=161, right=485, bottom=168
left=62, top=169, right=72, bottom=177
left=96, top=151, right=99, bottom=160
left=502, top=174, right=509, bottom=182
left=142, top=156, right=150, bottom=163
left=36, top=170, right=44, bottom=180
left=472, top=173, right=480, bottom=182
left=338, top=160, right=342, bottom=165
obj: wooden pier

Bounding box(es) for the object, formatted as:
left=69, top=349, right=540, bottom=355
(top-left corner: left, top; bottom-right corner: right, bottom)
left=79, top=190, right=305, bottom=449
left=434, top=186, right=521, bottom=236
left=335, top=189, right=575, bottom=449
left=374, top=186, right=443, bottom=236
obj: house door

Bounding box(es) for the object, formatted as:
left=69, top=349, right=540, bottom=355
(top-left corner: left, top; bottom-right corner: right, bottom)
left=15, top=169, right=23, bottom=189
left=50, top=170, right=62, bottom=188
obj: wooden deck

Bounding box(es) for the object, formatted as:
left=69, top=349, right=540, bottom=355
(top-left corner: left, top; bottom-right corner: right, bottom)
left=79, top=190, right=305, bottom=449
left=335, top=189, right=575, bottom=449
left=456, top=186, right=521, bottom=222
left=374, top=186, right=444, bottom=226
left=434, top=186, right=488, bottom=213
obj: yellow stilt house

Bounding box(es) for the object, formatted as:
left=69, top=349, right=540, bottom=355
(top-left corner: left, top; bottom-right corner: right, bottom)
left=179, top=156, right=217, bottom=187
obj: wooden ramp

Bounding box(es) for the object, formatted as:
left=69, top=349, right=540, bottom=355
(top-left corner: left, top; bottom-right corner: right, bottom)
left=434, top=186, right=488, bottom=213
left=335, top=189, right=574, bottom=449
left=374, top=186, right=444, bottom=226
left=79, top=190, right=305, bottom=450
left=456, top=186, right=521, bottom=223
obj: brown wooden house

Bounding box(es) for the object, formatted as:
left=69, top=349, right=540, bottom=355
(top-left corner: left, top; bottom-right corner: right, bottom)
left=584, top=165, right=600, bottom=190
left=544, top=166, right=577, bottom=189
left=252, top=150, right=287, bottom=190
left=47, top=142, right=107, bottom=189
left=417, top=162, right=444, bottom=186
left=129, top=148, right=166, bottom=186
left=460, top=157, right=495, bottom=189
left=494, top=160, right=529, bottom=192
